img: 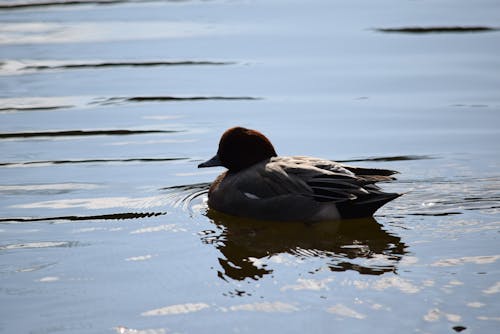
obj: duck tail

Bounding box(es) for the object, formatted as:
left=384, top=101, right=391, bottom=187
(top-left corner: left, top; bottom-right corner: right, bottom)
left=337, top=192, right=402, bottom=219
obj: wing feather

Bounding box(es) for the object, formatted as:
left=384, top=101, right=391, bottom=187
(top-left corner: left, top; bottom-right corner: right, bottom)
left=231, top=156, right=398, bottom=207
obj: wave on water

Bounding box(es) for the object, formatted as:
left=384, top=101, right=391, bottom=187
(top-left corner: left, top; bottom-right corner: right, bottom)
left=0, top=157, right=188, bottom=168
left=386, top=176, right=500, bottom=217
left=94, top=96, right=261, bottom=106
left=0, top=94, right=260, bottom=113
left=0, top=183, right=209, bottom=224
left=0, top=211, right=167, bottom=223
left=0, top=129, right=179, bottom=140
left=0, top=97, right=76, bottom=112
left=0, top=105, right=72, bottom=112
left=0, top=60, right=235, bottom=75
left=0, top=0, right=161, bottom=10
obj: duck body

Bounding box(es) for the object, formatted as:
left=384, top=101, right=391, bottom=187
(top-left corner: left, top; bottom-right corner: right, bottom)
left=199, top=127, right=400, bottom=222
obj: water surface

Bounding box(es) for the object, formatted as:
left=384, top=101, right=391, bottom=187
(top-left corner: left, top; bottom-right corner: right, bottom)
left=1, top=0, right=499, bottom=333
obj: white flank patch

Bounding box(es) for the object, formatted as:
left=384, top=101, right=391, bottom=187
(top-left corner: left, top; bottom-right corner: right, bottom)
left=243, top=192, right=260, bottom=199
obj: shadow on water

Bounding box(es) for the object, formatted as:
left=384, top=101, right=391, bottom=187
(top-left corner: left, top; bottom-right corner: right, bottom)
left=203, top=211, right=407, bottom=281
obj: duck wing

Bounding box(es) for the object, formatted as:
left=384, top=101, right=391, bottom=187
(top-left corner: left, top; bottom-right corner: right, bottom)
left=276, top=157, right=377, bottom=202
left=235, top=156, right=379, bottom=202
left=278, top=157, right=401, bottom=215
left=341, top=164, right=398, bottom=177
left=290, top=157, right=401, bottom=218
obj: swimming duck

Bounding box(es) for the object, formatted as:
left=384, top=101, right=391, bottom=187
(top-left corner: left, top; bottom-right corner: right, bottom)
left=198, top=127, right=400, bottom=222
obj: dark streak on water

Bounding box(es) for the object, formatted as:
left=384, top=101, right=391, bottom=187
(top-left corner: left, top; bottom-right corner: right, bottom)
left=375, top=26, right=500, bottom=34
left=0, top=211, right=167, bottom=223
left=0, top=95, right=257, bottom=113
left=95, top=96, right=262, bottom=105
left=0, top=106, right=74, bottom=112
left=0, top=157, right=188, bottom=167
left=407, top=212, right=462, bottom=217
left=23, top=61, right=235, bottom=71
left=0, top=129, right=177, bottom=139
left=0, top=0, right=152, bottom=10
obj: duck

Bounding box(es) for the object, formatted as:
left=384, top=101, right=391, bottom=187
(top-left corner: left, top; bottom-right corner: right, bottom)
left=198, top=127, right=401, bottom=222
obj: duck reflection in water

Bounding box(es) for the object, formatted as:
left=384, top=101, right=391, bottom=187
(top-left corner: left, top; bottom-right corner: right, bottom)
left=203, top=210, right=406, bottom=281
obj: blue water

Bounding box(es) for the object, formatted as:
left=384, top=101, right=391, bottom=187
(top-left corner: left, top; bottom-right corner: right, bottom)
left=1, top=1, right=499, bottom=333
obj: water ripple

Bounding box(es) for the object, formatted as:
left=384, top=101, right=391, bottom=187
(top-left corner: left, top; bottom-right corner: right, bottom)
left=387, top=175, right=500, bottom=217
left=161, top=182, right=210, bottom=215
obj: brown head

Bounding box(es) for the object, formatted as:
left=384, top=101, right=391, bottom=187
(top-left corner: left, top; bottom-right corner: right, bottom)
left=198, top=127, right=278, bottom=172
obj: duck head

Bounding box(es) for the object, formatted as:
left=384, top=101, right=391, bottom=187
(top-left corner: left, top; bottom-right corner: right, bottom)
left=198, top=127, right=277, bottom=172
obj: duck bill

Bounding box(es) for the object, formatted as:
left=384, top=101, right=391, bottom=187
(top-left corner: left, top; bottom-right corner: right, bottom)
left=198, top=154, right=222, bottom=168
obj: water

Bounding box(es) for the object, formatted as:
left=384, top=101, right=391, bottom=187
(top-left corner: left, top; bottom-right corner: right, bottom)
left=1, top=0, right=499, bottom=333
